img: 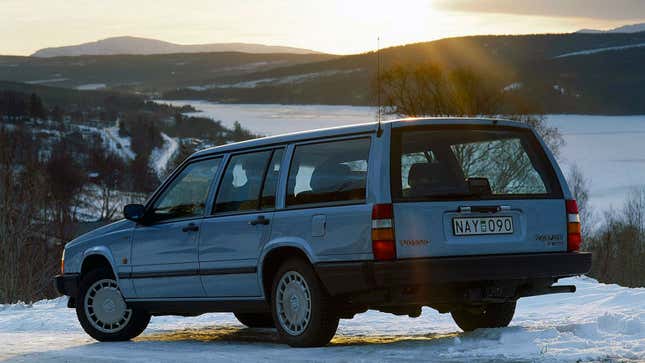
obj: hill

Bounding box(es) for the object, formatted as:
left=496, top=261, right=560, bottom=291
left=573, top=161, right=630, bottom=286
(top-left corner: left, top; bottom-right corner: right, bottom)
left=163, top=32, right=645, bottom=114
left=577, top=22, right=645, bottom=34
left=31, top=36, right=323, bottom=57
left=3, top=32, right=645, bottom=113
left=0, top=52, right=337, bottom=91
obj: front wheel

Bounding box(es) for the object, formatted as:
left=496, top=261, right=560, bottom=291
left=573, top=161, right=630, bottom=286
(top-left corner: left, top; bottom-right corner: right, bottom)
left=76, top=268, right=150, bottom=341
left=451, top=301, right=516, bottom=332
left=271, top=258, right=339, bottom=347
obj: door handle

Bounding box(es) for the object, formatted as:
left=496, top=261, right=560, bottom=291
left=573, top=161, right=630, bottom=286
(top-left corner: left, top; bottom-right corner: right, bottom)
left=249, top=215, right=270, bottom=226
left=182, top=223, right=199, bottom=232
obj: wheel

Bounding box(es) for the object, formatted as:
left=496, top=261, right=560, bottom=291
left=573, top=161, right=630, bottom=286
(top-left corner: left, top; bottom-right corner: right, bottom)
left=234, top=312, right=274, bottom=328
left=451, top=301, right=516, bottom=332
left=76, top=268, right=151, bottom=341
left=271, top=258, right=339, bottom=347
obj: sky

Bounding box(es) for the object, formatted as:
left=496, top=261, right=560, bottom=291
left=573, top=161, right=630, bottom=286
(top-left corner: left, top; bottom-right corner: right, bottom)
left=1, top=0, right=645, bottom=56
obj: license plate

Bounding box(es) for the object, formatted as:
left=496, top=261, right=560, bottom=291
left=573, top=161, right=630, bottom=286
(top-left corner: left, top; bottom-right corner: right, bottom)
left=452, top=216, right=514, bottom=236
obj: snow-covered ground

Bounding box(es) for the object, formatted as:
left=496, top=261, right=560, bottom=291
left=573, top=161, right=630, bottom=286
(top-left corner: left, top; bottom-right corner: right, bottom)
left=149, top=132, right=179, bottom=177
left=75, top=83, right=107, bottom=90
left=187, top=69, right=362, bottom=90
left=156, top=101, right=645, bottom=212
left=554, top=42, right=645, bottom=58
left=0, top=277, right=643, bottom=362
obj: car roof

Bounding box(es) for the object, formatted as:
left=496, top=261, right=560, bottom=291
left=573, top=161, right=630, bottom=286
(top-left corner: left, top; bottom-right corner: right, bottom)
left=190, top=117, right=530, bottom=159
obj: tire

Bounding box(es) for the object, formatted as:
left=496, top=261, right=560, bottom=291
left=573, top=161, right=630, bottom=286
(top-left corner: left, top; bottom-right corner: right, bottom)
left=234, top=312, right=274, bottom=328
left=271, top=258, right=339, bottom=347
left=76, top=267, right=151, bottom=341
left=451, top=302, right=516, bottom=332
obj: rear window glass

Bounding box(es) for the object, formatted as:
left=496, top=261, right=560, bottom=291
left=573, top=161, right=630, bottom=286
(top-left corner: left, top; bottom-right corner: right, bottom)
left=286, top=138, right=370, bottom=207
left=392, top=126, right=560, bottom=200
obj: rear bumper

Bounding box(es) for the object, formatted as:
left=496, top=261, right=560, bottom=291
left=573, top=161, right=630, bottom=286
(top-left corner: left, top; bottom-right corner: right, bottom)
left=53, top=273, right=80, bottom=298
left=315, top=252, right=592, bottom=296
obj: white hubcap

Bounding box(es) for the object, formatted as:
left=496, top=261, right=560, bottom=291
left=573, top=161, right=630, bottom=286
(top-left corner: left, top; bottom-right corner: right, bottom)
left=276, top=271, right=311, bottom=336
left=84, top=279, right=132, bottom=333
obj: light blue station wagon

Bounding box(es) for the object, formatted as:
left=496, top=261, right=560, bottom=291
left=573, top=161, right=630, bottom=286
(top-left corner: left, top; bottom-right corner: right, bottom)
left=55, top=118, right=591, bottom=347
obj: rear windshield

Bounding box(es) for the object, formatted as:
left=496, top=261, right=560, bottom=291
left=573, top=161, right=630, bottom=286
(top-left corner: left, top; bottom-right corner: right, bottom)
left=391, top=125, right=562, bottom=201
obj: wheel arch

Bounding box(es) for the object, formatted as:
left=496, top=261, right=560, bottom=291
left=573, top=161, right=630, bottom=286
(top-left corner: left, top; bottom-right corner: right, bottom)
left=81, top=247, right=118, bottom=281
left=258, top=240, right=315, bottom=300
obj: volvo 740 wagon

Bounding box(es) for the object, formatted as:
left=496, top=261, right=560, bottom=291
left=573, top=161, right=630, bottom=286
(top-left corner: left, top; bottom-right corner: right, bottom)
left=55, top=118, right=591, bottom=347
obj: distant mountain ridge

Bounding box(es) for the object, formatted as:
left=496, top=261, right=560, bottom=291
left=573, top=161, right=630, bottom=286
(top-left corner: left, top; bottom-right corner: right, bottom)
left=577, top=22, right=645, bottom=34
left=31, top=36, right=323, bottom=57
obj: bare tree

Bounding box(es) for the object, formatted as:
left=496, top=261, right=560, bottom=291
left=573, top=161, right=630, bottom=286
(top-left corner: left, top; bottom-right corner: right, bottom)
left=567, top=164, right=594, bottom=240
left=379, top=62, right=563, bottom=156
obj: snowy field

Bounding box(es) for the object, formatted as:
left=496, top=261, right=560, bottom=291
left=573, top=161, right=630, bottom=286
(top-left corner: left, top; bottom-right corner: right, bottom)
left=1, top=277, right=643, bottom=362
left=158, top=101, right=645, bottom=212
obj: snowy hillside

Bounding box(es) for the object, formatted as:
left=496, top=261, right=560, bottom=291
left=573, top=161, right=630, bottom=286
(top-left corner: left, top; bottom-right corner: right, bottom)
left=1, top=277, right=643, bottom=362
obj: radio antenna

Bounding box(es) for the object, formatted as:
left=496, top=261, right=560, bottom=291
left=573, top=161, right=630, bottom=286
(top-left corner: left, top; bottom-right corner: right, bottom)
left=376, top=36, right=383, bottom=137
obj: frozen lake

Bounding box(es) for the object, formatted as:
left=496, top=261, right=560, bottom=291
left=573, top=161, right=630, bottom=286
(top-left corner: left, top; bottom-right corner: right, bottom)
left=158, top=101, right=645, bottom=213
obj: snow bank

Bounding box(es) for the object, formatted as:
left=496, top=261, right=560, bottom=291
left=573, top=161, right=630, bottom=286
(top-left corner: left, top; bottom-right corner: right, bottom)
left=1, top=277, right=643, bottom=361
left=149, top=132, right=179, bottom=177
left=554, top=42, right=645, bottom=58
left=75, top=83, right=107, bottom=90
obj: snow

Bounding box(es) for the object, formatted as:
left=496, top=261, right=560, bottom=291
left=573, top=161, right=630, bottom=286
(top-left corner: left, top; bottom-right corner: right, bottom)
left=187, top=69, right=361, bottom=90
left=503, top=82, right=523, bottom=92
left=102, top=123, right=136, bottom=160
left=554, top=42, right=645, bottom=58
left=0, top=277, right=643, bottom=361
left=75, top=83, right=107, bottom=90
left=149, top=132, right=179, bottom=177
left=24, top=78, right=68, bottom=84
left=553, top=84, right=565, bottom=95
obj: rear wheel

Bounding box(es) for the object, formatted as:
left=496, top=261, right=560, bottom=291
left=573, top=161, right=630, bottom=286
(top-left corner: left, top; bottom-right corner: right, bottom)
left=451, top=302, right=516, bottom=332
left=234, top=312, right=274, bottom=328
left=76, top=268, right=150, bottom=341
left=271, top=258, right=339, bottom=347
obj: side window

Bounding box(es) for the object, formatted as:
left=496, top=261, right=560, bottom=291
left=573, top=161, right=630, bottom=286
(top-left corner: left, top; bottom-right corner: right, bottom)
left=214, top=150, right=272, bottom=213
left=150, top=158, right=221, bottom=222
left=260, top=149, right=284, bottom=210
left=286, top=138, right=370, bottom=207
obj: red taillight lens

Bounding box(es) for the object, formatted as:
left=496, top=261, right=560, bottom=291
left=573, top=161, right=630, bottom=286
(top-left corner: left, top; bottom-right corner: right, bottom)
left=372, top=203, right=393, bottom=219
left=566, top=199, right=582, bottom=251
left=566, top=200, right=579, bottom=214
left=372, top=204, right=396, bottom=260
left=372, top=240, right=396, bottom=260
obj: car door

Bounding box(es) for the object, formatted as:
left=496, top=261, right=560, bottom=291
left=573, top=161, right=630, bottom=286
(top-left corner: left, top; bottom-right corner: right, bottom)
left=270, top=137, right=373, bottom=261
left=199, top=148, right=284, bottom=297
left=130, top=157, right=222, bottom=298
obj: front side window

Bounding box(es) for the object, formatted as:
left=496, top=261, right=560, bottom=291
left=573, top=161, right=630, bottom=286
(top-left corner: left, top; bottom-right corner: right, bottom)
left=150, top=158, right=221, bottom=222
left=286, top=138, right=370, bottom=207
left=393, top=126, right=560, bottom=200
left=214, top=150, right=272, bottom=213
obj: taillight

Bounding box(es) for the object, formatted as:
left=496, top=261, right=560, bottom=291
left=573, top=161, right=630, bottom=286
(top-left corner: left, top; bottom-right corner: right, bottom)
left=60, top=250, right=65, bottom=274
left=566, top=200, right=582, bottom=251
left=372, top=204, right=396, bottom=260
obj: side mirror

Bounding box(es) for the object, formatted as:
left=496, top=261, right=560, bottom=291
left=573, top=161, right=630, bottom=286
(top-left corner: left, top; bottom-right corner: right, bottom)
left=124, top=204, right=146, bottom=222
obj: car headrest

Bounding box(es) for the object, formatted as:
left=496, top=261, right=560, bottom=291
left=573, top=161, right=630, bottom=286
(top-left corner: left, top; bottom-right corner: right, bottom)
left=310, top=163, right=352, bottom=192
left=408, top=162, right=442, bottom=189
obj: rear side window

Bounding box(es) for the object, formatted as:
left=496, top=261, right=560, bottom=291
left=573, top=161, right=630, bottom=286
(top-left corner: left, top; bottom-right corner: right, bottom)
left=392, top=126, right=561, bottom=201
left=214, top=150, right=272, bottom=213
left=286, top=138, right=370, bottom=207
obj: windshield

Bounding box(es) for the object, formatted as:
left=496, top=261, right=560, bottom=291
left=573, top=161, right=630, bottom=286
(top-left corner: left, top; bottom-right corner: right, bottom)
left=391, top=125, right=562, bottom=201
